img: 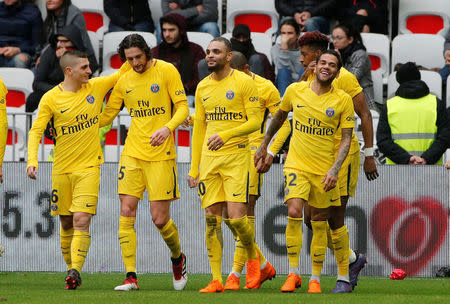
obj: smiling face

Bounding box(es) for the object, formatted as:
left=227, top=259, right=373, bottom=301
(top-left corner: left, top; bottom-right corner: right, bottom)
left=205, top=40, right=231, bottom=72
left=315, top=53, right=340, bottom=86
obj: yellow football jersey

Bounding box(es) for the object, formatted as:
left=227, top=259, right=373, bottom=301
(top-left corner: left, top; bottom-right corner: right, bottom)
left=104, top=59, right=188, bottom=161
left=28, top=64, right=130, bottom=174
left=281, top=81, right=355, bottom=175
left=194, top=69, right=260, bottom=156
left=307, top=67, right=362, bottom=154
left=0, top=76, right=7, bottom=167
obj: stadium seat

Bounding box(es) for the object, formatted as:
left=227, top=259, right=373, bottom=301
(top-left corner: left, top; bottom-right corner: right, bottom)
left=226, top=0, right=278, bottom=35
left=387, top=70, right=442, bottom=99
left=371, top=70, right=384, bottom=105
left=72, top=0, right=109, bottom=35
left=399, top=0, right=450, bottom=36
left=0, top=68, right=34, bottom=161
left=361, top=33, right=390, bottom=83
left=187, top=31, right=214, bottom=51
left=102, top=31, right=157, bottom=71
left=88, top=31, right=100, bottom=65
left=222, top=32, right=273, bottom=64
left=391, top=34, right=445, bottom=71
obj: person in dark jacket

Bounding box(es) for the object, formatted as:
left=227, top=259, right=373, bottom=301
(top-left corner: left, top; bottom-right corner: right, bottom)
left=338, top=0, right=388, bottom=34
left=104, top=0, right=155, bottom=33
left=26, top=24, right=94, bottom=113
left=377, top=62, right=450, bottom=165
left=0, top=0, right=42, bottom=68
left=275, top=0, right=336, bottom=34
left=151, top=14, right=205, bottom=107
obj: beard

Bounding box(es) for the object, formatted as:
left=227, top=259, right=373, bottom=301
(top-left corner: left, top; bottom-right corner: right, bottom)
left=207, top=61, right=225, bottom=72
left=315, top=71, right=336, bottom=87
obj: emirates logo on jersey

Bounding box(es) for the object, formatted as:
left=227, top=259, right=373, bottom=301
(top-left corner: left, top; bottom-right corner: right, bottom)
left=151, top=84, right=160, bottom=93
left=86, top=95, right=95, bottom=104
left=226, top=90, right=234, bottom=100
left=326, top=108, right=335, bottom=117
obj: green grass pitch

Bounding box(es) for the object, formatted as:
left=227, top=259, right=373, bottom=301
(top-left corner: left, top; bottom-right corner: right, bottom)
left=1, top=272, right=449, bottom=304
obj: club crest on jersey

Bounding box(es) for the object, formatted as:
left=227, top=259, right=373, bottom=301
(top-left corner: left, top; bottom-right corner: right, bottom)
left=86, top=95, right=95, bottom=104
left=326, top=108, right=335, bottom=117
left=226, top=90, right=234, bottom=100
left=0, top=98, right=4, bottom=104
left=151, top=84, right=160, bottom=93
left=51, top=204, right=58, bottom=211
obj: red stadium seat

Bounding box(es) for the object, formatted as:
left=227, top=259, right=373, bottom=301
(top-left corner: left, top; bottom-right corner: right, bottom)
left=7, top=129, right=18, bottom=144
left=406, top=15, right=445, bottom=34
left=82, top=12, right=104, bottom=33
left=110, top=54, right=123, bottom=70
left=105, top=129, right=118, bottom=145
left=234, top=14, right=273, bottom=33
left=369, top=55, right=381, bottom=71
left=176, top=130, right=190, bottom=147
left=5, top=90, right=26, bottom=108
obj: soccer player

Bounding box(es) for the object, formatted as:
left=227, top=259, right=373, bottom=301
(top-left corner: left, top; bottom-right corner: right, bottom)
left=98, top=34, right=189, bottom=291
left=256, top=50, right=355, bottom=293
left=258, top=31, right=378, bottom=292
left=222, top=51, right=290, bottom=290
left=0, top=76, right=7, bottom=184
left=27, top=50, right=130, bottom=289
left=188, top=37, right=262, bottom=293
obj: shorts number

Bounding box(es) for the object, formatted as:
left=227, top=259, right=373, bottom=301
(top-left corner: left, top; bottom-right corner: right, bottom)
left=118, top=166, right=125, bottom=180
left=51, top=189, right=58, bottom=203
left=288, top=173, right=297, bottom=186
left=198, top=181, right=206, bottom=196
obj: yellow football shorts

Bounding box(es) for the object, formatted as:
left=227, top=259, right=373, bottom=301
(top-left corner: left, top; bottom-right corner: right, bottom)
left=337, top=151, right=360, bottom=197
left=50, top=166, right=100, bottom=216
left=118, top=155, right=179, bottom=202
left=283, top=167, right=341, bottom=208
left=249, top=148, right=263, bottom=197
left=198, top=152, right=250, bottom=209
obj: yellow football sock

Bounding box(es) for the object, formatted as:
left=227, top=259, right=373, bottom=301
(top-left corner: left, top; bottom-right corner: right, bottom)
left=285, top=217, right=303, bottom=269
left=158, top=219, right=181, bottom=259
left=326, top=222, right=334, bottom=250
left=205, top=215, right=223, bottom=283
left=331, top=225, right=350, bottom=277
left=224, top=218, right=246, bottom=274
left=71, top=230, right=91, bottom=272
left=229, top=216, right=257, bottom=260
left=311, top=221, right=327, bottom=277
left=118, top=216, right=137, bottom=273
left=60, top=227, right=73, bottom=270
left=248, top=216, right=266, bottom=265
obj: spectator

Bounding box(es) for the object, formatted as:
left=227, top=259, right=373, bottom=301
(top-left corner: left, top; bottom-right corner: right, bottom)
left=104, top=0, right=155, bottom=33
left=0, top=0, right=42, bottom=68
left=161, top=0, right=220, bottom=38
left=35, top=0, right=98, bottom=73
left=198, top=24, right=275, bottom=82
left=152, top=14, right=205, bottom=107
left=377, top=62, right=450, bottom=165
left=271, top=18, right=303, bottom=96
left=439, top=30, right=450, bottom=85
left=275, top=0, right=336, bottom=34
left=332, top=23, right=377, bottom=110
left=338, top=0, right=388, bottom=34
left=26, top=25, right=94, bottom=113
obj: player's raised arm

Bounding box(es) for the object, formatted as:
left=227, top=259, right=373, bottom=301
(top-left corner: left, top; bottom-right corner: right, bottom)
left=91, top=61, right=131, bottom=96
left=27, top=96, right=53, bottom=179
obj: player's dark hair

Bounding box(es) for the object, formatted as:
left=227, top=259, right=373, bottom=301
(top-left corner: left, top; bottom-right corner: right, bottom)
left=118, top=34, right=152, bottom=62
left=297, top=30, right=330, bottom=52
left=316, top=49, right=343, bottom=70
left=210, top=37, right=232, bottom=52
left=230, top=51, right=248, bottom=70
left=59, top=49, right=88, bottom=70
left=280, top=18, right=300, bottom=35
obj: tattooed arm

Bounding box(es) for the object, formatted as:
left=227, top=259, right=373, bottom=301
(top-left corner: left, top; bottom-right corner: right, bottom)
left=322, top=127, right=352, bottom=191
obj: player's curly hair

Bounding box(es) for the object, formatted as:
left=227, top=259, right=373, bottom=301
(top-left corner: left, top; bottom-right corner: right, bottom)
left=118, top=34, right=152, bottom=62
left=297, top=31, right=329, bottom=52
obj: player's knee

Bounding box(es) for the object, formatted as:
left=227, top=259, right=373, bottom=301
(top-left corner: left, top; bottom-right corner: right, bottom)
left=61, top=221, right=73, bottom=231
left=152, top=214, right=169, bottom=230
left=73, top=213, right=92, bottom=231
left=287, top=205, right=302, bottom=218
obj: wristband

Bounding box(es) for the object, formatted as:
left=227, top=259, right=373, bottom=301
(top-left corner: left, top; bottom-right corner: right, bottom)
left=364, top=147, right=374, bottom=157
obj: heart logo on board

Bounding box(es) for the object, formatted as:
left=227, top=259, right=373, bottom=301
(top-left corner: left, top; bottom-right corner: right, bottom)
left=370, top=197, right=448, bottom=276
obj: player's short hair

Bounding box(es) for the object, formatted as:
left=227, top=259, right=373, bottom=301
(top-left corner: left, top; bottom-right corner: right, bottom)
left=280, top=18, right=300, bottom=35
left=209, top=37, right=232, bottom=52
left=297, top=31, right=329, bottom=52
left=59, top=49, right=88, bottom=71
left=230, top=51, right=247, bottom=70
left=118, top=34, right=152, bottom=62
left=316, top=49, right=343, bottom=70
